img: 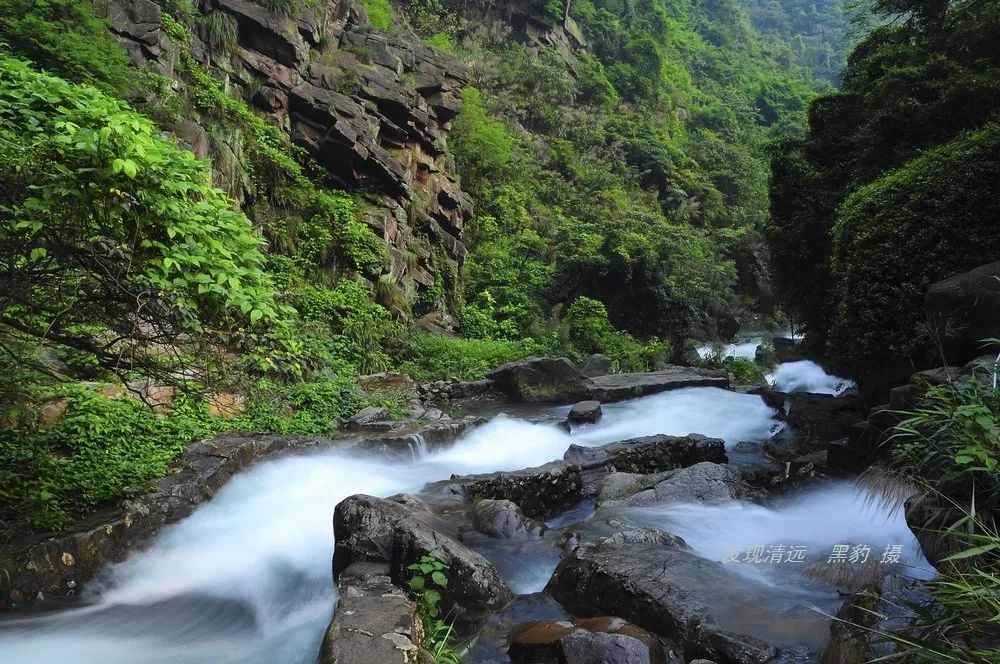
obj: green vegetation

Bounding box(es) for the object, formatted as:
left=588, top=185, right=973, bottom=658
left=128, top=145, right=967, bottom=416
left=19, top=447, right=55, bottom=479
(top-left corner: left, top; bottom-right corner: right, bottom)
left=0, top=56, right=278, bottom=377
left=407, top=555, right=461, bottom=664
left=860, top=378, right=1000, bottom=661
left=0, top=0, right=850, bottom=544
left=358, top=0, right=395, bottom=30
left=413, top=0, right=840, bottom=359
left=767, top=0, right=1000, bottom=376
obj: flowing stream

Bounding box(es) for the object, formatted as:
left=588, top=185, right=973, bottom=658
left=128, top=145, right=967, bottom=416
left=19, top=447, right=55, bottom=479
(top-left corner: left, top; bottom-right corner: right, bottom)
left=0, top=365, right=926, bottom=663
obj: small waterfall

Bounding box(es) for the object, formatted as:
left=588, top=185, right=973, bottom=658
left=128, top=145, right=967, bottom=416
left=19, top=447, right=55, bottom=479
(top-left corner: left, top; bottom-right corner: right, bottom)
left=405, top=433, right=428, bottom=460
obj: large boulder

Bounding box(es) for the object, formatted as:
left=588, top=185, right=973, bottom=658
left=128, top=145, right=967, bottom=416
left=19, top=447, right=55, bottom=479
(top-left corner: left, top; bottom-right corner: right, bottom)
left=568, top=400, right=603, bottom=425
left=447, top=461, right=583, bottom=519
left=549, top=528, right=820, bottom=663
left=333, top=494, right=513, bottom=613
left=565, top=434, right=727, bottom=496
left=488, top=356, right=594, bottom=402
left=925, top=261, right=1000, bottom=365
left=510, top=617, right=671, bottom=664
left=785, top=392, right=863, bottom=443
left=579, top=354, right=614, bottom=377
left=319, top=562, right=427, bottom=664
left=613, top=462, right=756, bottom=507
left=471, top=499, right=547, bottom=540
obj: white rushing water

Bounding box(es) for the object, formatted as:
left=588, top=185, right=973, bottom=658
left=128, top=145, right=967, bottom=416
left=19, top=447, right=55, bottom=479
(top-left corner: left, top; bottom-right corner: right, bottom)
left=768, top=360, right=856, bottom=395
left=0, top=375, right=906, bottom=663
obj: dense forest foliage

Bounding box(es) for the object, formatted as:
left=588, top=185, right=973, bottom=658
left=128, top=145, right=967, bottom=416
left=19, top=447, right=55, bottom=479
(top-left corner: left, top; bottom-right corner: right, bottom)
left=767, top=0, right=1000, bottom=379
left=398, top=0, right=829, bottom=352
left=0, top=0, right=844, bottom=539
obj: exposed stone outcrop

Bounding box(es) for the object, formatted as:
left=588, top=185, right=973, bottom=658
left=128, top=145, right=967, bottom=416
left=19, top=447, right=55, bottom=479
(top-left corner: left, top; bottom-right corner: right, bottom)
left=471, top=498, right=547, bottom=540
left=333, top=493, right=514, bottom=614
left=100, top=0, right=475, bottom=316
left=565, top=434, right=728, bottom=496
left=447, top=461, right=583, bottom=519
left=489, top=356, right=594, bottom=403
left=924, top=261, right=1000, bottom=366
left=578, top=353, right=614, bottom=378
left=603, top=462, right=757, bottom=507
left=567, top=400, right=602, bottom=425
left=549, top=527, right=818, bottom=663
left=785, top=392, right=864, bottom=443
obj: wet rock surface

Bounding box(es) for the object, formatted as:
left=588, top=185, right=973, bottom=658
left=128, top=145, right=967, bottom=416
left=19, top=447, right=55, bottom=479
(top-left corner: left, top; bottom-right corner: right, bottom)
left=567, top=400, right=603, bottom=425
left=333, top=493, right=514, bottom=613
left=447, top=461, right=584, bottom=519
left=471, top=499, right=547, bottom=540
left=610, top=462, right=757, bottom=507
left=566, top=434, right=728, bottom=496
left=548, top=527, right=815, bottom=663
left=510, top=616, right=673, bottom=664
left=319, top=562, right=427, bottom=664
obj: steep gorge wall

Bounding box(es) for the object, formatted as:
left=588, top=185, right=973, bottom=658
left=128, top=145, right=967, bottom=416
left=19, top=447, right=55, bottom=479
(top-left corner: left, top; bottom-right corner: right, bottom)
left=101, top=0, right=474, bottom=319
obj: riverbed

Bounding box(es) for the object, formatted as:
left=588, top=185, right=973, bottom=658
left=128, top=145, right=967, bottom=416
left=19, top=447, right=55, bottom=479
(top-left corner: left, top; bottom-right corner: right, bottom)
left=0, top=362, right=930, bottom=663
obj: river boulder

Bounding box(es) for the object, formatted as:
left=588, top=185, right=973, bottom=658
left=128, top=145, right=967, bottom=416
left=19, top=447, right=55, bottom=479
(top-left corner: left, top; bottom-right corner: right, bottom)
left=924, top=261, right=1000, bottom=365
left=509, top=616, right=671, bottom=664
left=549, top=527, right=823, bottom=663
left=471, top=498, right=547, bottom=540
left=568, top=400, right=603, bottom=425
left=447, top=461, right=583, bottom=519
left=333, top=493, right=513, bottom=613
left=579, top=353, right=614, bottom=377
left=785, top=392, right=863, bottom=443
left=488, top=356, right=594, bottom=402
left=565, top=434, right=728, bottom=496
left=609, top=462, right=756, bottom=507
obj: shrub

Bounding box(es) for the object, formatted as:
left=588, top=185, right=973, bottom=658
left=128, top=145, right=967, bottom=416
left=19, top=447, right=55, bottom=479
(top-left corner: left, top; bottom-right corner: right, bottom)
left=829, top=123, right=1000, bottom=373
left=565, top=297, right=670, bottom=372
left=450, top=87, right=515, bottom=182
left=203, top=11, right=239, bottom=57
left=358, top=0, right=394, bottom=30
left=396, top=333, right=544, bottom=381
left=0, top=385, right=214, bottom=535
left=0, top=56, right=278, bottom=377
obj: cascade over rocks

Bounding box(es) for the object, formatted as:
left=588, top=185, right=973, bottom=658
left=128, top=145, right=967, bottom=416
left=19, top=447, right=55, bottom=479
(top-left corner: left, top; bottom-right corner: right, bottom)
left=2, top=432, right=340, bottom=607
left=333, top=493, right=514, bottom=613
left=549, top=527, right=817, bottom=663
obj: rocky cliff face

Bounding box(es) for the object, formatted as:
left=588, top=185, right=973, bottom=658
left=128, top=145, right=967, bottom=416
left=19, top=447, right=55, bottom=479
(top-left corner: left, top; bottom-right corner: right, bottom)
left=102, top=0, right=473, bottom=318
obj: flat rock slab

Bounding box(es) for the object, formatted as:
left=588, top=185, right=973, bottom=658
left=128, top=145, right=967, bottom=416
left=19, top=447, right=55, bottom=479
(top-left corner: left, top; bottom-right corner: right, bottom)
left=320, top=562, right=426, bottom=664
left=587, top=368, right=730, bottom=402
left=549, top=528, right=828, bottom=663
